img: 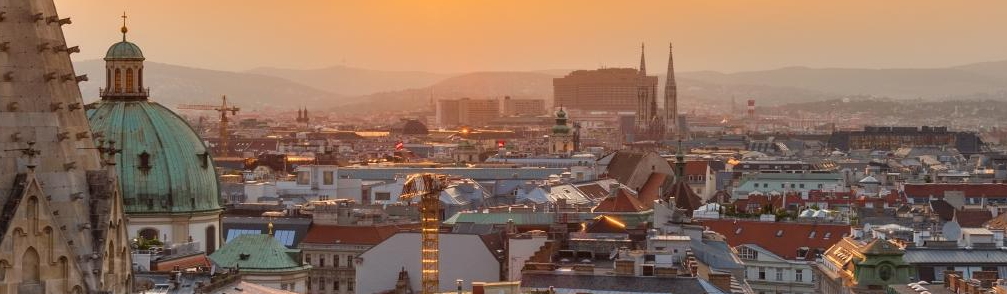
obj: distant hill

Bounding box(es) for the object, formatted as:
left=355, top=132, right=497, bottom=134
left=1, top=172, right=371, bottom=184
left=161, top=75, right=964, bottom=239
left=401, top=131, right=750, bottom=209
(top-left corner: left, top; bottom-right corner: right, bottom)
left=336, top=71, right=559, bottom=113
left=954, top=60, right=1007, bottom=81
left=73, top=59, right=1007, bottom=113
left=679, top=63, right=1007, bottom=99
left=247, top=65, right=455, bottom=96
left=74, top=60, right=344, bottom=109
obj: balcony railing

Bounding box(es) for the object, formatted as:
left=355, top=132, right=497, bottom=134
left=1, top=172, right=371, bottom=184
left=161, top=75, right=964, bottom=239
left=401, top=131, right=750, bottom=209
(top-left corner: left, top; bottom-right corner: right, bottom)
left=100, top=87, right=150, bottom=98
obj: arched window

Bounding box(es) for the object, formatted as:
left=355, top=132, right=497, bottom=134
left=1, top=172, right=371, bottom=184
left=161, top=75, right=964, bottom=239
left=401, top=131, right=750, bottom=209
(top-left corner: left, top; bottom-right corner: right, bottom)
left=206, top=226, right=217, bottom=254
left=126, top=68, right=134, bottom=93
left=106, top=68, right=111, bottom=89
left=107, top=240, right=115, bottom=274
left=138, top=68, right=143, bottom=88
left=878, top=264, right=894, bottom=281
left=138, top=228, right=159, bottom=241
left=114, top=68, right=122, bottom=93
left=22, top=247, right=40, bottom=283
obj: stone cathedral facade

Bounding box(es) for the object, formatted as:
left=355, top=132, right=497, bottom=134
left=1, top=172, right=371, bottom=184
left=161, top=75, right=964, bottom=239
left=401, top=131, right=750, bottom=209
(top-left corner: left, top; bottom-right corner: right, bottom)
left=0, top=0, right=133, bottom=293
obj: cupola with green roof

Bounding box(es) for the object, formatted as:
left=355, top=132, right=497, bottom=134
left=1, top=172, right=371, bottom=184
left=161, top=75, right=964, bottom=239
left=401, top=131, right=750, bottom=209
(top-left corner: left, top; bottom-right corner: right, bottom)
left=87, top=16, right=223, bottom=254
left=551, top=107, right=571, bottom=135
left=549, top=107, right=575, bottom=154
left=101, top=13, right=148, bottom=100
left=105, top=24, right=144, bottom=60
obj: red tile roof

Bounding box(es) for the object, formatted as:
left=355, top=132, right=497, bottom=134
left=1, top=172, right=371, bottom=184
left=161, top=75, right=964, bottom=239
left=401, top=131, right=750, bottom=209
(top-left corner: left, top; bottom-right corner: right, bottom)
left=954, top=209, right=994, bottom=228
left=637, top=173, right=668, bottom=208
left=667, top=180, right=703, bottom=215
left=929, top=200, right=955, bottom=221
left=700, top=219, right=850, bottom=260
left=576, top=183, right=610, bottom=201
left=301, top=224, right=409, bottom=245
left=685, top=161, right=709, bottom=176
left=903, top=183, right=1007, bottom=198
left=593, top=187, right=648, bottom=213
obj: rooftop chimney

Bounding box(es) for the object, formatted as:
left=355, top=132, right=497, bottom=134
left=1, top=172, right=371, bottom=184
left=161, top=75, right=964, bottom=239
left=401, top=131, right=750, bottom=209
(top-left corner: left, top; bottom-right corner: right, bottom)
left=707, top=273, right=733, bottom=293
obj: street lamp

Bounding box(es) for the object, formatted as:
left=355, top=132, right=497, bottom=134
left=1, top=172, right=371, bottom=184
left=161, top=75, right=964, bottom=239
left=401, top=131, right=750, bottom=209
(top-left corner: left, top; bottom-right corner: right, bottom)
left=456, top=279, right=464, bottom=294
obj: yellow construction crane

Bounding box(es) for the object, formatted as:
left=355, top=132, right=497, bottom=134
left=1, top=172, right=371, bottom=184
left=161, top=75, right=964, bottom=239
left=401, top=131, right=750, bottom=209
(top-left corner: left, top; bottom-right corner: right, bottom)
left=178, top=95, right=240, bottom=157
left=399, top=173, right=449, bottom=294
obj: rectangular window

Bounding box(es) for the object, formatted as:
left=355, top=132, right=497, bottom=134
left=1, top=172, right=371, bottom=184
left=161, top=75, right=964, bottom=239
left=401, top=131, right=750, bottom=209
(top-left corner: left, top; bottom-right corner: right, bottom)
left=348, top=280, right=354, bottom=292
left=375, top=192, right=391, bottom=201
left=323, top=171, right=334, bottom=185
left=348, top=255, right=354, bottom=268
left=307, top=277, right=312, bottom=290
left=334, top=255, right=339, bottom=268
left=795, top=269, right=804, bottom=282
left=320, top=256, right=325, bottom=267
left=319, top=277, right=326, bottom=290
left=297, top=171, right=310, bottom=185
left=799, top=183, right=805, bottom=188
left=776, top=268, right=783, bottom=281
left=758, top=267, right=766, bottom=280
left=334, top=280, right=340, bottom=292
left=305, top=254, right=311, bottom=265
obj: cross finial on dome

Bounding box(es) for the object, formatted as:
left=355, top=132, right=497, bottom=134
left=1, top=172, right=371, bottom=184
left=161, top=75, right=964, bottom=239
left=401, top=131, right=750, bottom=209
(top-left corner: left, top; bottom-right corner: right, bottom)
left=121, top=11, right=128, bottom=41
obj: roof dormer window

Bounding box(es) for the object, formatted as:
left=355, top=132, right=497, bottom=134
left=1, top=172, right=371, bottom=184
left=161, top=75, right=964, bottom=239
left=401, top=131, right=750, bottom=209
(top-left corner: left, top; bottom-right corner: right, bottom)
left=138, top=151, right=151, bottom=171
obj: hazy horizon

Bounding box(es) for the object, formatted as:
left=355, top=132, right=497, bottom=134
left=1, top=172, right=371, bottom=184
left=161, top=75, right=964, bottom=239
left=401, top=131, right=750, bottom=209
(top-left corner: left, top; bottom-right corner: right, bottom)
left=58, top=0, right=1007, bottom=73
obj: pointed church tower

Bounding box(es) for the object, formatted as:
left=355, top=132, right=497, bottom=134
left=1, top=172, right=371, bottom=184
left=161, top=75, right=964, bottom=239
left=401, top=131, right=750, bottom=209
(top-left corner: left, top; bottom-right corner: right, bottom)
left=635, top=43, right=657, bottom=137
left=638, top=42, right=647, bottom=76
left=0, top=1, right=132, bottom=292
left=664, top=42, right=678, bottom=139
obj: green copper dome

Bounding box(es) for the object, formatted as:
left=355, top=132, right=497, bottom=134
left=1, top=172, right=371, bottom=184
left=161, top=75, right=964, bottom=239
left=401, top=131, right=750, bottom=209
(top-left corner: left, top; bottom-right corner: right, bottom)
left=552, top=108, right=570, bottom=134
left=87, top=100, right=221, bottom=215
left=105, top=41, right=144, bottom=60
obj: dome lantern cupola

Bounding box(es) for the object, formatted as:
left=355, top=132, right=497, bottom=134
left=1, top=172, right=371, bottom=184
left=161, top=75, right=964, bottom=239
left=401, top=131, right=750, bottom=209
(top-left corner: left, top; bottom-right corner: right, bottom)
left=101, top=12, right=147, bottom=101
left=551, top=107, right=571, bottom=135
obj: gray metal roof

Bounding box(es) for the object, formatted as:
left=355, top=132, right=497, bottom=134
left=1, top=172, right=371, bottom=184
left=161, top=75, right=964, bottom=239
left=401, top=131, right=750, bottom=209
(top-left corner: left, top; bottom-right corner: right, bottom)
left=521, top=273, right=724, bottom=294
left=337, top=167, right=565, bottom=181
left=903, top=249, right=1007, bottom=264
left=691, top=238, right=746, bottom=270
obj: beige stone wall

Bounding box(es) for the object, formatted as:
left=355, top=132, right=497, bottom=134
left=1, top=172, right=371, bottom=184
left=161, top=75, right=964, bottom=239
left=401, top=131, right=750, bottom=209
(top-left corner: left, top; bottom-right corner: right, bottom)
left=0, top=0, right=133, bottom=292
left=0, top=173, right=132, bottom=294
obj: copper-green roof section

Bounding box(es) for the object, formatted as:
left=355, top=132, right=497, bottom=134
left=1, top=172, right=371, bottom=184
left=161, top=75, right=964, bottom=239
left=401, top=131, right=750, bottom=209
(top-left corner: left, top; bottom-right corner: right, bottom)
left=87, top=100, right=222, bottom=215
left=105, top=41, right=145, bottom=60
left=209, top=234, right=311, bottom=272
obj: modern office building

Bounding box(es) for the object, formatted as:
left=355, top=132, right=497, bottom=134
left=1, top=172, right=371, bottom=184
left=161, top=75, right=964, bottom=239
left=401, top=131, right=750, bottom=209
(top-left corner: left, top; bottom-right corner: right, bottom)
left=501, top=96, right=546, bottom=117
left=436, top=98, right=500, bottom=127
left=553, top=68, right=657, bottom=112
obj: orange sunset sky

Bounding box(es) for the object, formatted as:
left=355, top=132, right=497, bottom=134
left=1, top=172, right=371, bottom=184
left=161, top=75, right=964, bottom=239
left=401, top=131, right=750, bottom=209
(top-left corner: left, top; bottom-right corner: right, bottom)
left=57, top=0, right=1007, bottom=73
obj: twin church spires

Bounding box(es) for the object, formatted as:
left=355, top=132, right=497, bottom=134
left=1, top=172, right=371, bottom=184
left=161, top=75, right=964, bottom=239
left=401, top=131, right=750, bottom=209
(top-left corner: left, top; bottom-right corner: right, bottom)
left=635, top=42, right=678, bottom=141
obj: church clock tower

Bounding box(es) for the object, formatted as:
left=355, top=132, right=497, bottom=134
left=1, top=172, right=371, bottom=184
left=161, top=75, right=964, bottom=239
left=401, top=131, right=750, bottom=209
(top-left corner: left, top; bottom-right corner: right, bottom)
left=550, top=108, right=574, bottom=155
